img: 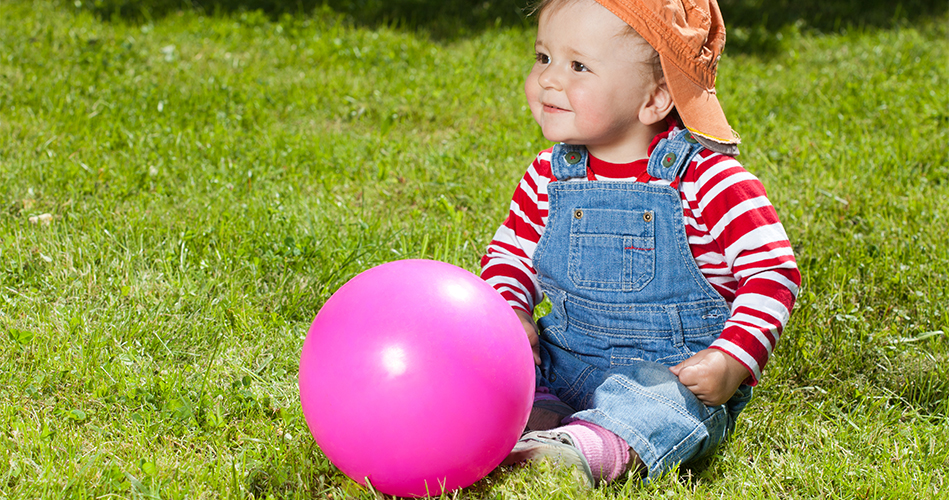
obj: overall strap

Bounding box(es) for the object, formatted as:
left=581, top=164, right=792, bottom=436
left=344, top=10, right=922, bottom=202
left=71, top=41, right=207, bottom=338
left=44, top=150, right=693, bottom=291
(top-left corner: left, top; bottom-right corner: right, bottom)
left=550, top=143, right=589, bottom=181
left=550, top=130, right=705, bottom=184
left=646, top=129, right=706, bottom=182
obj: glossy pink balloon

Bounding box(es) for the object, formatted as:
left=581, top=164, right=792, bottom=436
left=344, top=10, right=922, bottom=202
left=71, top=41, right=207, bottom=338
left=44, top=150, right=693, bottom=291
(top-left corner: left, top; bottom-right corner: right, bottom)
left=299, top=259, right=534, bottom=497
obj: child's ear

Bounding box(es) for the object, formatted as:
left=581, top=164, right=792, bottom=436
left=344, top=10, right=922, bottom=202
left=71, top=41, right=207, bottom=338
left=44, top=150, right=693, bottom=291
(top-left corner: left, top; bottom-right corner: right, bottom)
left=639, top=80, right=675, bottom=126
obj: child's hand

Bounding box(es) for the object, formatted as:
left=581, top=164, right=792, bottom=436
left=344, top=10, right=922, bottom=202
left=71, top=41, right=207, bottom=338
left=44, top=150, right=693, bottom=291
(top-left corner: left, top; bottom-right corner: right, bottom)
left=669, top=349, right=749, bottom=407
left=514, top=309, right=541, bottom=365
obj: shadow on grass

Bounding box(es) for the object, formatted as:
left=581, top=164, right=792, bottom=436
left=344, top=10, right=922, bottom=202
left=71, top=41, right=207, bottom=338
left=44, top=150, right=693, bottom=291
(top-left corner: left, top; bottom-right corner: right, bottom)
left=73, top=0, right=948, bottom=46
left=721, top=0, right=947, bottom=53
left=74, top=0, right=532, bottom=38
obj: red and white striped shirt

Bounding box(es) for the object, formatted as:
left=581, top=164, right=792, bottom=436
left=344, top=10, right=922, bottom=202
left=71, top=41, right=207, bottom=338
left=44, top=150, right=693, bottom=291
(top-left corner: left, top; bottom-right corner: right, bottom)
left=481, top=126, right=800, bottom=384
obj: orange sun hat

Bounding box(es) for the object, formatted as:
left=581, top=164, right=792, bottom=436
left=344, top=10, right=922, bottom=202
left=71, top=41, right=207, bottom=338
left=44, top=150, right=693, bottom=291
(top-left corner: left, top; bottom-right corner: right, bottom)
left=596, top=0, right=740, bottom=151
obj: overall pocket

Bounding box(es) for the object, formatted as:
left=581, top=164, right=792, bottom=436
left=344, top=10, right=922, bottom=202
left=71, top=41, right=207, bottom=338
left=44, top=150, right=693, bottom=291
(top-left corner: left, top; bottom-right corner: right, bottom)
left=567, top=208, right=655, bottom=291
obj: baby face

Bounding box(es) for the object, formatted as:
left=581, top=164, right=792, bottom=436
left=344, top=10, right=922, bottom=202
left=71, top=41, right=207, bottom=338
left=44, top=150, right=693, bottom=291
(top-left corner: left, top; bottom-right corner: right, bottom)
left=525, top=0, right=659, bottom=160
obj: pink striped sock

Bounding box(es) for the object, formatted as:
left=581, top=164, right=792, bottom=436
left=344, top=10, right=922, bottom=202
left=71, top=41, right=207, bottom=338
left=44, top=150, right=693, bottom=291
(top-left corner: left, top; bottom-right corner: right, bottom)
left=559, top=420, right=631, bottom=484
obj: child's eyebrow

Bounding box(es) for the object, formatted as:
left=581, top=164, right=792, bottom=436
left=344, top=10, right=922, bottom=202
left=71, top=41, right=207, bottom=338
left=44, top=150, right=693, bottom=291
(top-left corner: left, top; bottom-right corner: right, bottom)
left=534, top=39, right=594, bottom=62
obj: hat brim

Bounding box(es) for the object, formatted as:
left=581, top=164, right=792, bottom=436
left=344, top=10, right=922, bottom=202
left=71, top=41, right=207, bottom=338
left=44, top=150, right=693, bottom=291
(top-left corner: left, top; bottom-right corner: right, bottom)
left=660, top=55, right=739, bottom=146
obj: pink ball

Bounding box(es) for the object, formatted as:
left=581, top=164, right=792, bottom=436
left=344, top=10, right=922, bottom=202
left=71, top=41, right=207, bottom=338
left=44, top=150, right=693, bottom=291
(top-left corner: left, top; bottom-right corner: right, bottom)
left=299, top=259, right=534, bottom=497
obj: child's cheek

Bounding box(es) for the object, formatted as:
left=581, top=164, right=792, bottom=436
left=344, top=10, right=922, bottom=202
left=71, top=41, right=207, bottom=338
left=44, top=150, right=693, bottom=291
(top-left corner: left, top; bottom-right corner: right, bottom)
left=524, top=76, right=544, bottom=126
left=567, top=92, right=598, bottom=129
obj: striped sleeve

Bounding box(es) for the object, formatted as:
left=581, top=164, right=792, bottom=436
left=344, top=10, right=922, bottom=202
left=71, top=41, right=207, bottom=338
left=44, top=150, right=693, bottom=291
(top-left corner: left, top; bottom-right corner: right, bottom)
left=480, top=150, right=554, bottom=313
left=679, top=150, right=801, bottom=384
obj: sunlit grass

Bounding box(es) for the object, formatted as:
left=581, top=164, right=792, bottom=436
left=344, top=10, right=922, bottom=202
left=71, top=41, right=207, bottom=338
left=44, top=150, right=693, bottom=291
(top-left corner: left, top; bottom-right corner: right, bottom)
left=1, top=1, right=947, bottom=498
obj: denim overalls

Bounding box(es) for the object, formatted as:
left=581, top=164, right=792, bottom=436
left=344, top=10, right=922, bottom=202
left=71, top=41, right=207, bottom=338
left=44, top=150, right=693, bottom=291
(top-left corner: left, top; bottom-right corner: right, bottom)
left=532, top=129, right=753, bottom=478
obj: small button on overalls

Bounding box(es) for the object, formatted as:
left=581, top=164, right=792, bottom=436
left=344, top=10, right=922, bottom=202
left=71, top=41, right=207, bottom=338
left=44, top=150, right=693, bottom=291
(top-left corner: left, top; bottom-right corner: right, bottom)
left=531, top=129, right=753, bottom=478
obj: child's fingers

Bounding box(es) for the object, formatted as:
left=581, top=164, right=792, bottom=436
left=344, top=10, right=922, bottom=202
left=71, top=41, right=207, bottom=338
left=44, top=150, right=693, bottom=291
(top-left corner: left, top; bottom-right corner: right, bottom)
left=672, top=364, right=718, bottom=403
left=669, top=353, right=702, bottom=376
left=528, top=331, right=541, bottom=364
left=513, top=308, right=541, bottom=365
left=672, top=363, right=701, bottom=387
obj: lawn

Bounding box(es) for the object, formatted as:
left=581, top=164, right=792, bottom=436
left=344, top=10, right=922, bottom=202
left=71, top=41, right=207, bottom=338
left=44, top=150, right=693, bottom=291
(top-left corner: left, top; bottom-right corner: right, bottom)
left=1, top=0, right=947, bottom=498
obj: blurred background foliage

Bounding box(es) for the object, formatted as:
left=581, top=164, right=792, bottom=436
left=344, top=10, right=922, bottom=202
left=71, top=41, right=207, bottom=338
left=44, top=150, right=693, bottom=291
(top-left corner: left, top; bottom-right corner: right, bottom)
left=67, top=0, right=949, bottom=50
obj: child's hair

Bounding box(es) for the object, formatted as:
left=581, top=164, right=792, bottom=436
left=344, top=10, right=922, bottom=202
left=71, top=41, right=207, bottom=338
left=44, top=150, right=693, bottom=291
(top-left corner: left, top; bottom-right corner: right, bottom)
left=527, top=0, right=664, bottom=86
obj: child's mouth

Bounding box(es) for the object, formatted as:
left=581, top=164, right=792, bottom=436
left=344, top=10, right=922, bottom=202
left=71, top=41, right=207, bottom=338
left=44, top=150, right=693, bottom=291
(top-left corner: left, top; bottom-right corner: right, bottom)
left=543, top=103, right=569, bottom=113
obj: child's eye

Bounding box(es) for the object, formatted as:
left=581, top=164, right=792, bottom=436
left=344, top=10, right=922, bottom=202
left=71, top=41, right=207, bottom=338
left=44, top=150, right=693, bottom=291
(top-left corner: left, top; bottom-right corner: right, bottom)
left=571, top=61, right=588, bottom=72
left=535, top=52, right=550, bottom=64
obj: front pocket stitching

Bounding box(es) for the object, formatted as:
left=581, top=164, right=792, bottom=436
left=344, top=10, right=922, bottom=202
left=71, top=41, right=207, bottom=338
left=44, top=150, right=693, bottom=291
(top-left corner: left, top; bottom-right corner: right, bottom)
left=569, top=233, right=655, bottom=291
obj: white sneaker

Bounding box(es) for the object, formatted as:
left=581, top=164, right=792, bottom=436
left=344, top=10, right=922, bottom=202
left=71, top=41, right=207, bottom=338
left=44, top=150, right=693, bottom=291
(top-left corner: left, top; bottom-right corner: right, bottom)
left=502, top=430, right=596, bottom=488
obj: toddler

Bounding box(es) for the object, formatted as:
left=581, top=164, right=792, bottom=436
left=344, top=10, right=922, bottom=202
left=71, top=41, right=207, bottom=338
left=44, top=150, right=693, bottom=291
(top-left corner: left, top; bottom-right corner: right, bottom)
left=481, top=0, right=801, bottom=485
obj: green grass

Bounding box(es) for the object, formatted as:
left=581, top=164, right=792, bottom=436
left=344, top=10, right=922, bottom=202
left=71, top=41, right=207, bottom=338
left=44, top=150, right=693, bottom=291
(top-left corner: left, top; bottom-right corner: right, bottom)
left=1, top=1, right=947, bottom=498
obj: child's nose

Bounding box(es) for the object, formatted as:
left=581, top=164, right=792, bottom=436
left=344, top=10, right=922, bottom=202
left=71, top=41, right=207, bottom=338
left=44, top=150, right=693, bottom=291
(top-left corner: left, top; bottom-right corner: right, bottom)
left=537, top=64, right=562, bottom=91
